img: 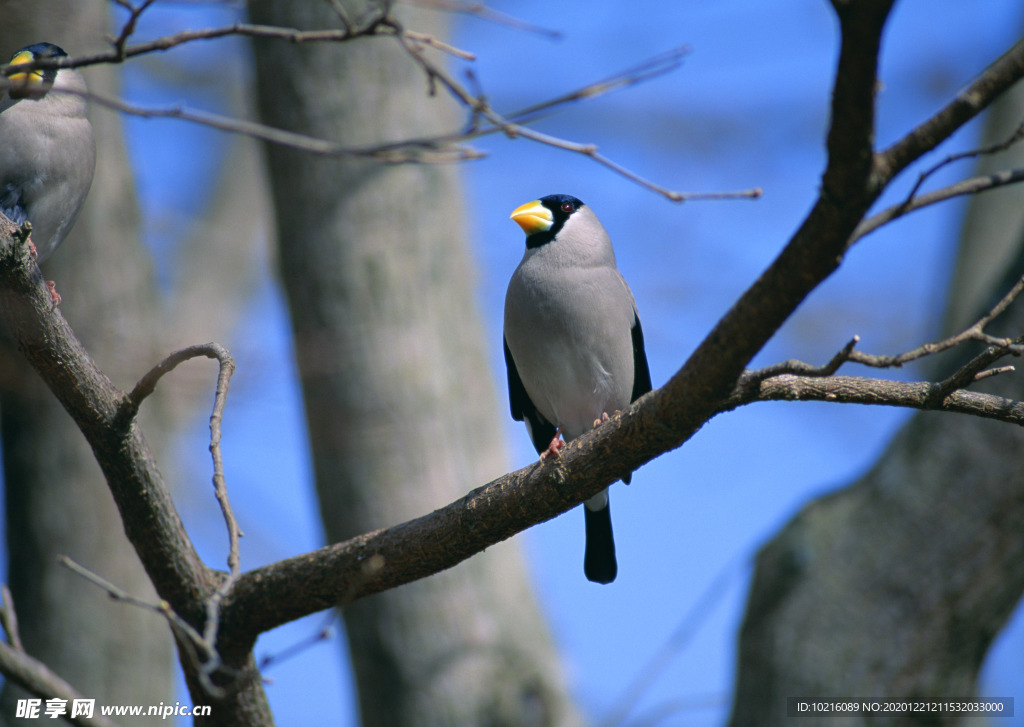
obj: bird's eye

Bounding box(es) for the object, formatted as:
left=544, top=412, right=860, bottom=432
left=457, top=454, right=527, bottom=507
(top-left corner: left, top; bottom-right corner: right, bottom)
left=561, top=201, right=574, bottom=213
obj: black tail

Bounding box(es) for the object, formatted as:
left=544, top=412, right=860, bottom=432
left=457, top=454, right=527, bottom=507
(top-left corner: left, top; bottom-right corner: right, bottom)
left=583, top=503, right=617, bottom=584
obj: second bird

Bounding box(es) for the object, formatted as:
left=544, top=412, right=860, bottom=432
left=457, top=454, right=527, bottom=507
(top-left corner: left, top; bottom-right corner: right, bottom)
left=504, top=194, right=652, bottom=584
left=0, top=42, right=95, bottom=264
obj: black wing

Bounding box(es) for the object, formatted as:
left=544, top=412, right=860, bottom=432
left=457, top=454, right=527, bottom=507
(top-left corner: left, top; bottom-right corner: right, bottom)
left=630, top=313, right=653, bottom=403
left=504, top=336, right=557, bottom=454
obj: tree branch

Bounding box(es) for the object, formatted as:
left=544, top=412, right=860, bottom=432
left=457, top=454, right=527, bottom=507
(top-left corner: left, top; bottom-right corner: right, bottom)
left=852, top=167, right=1024, bottom=243
left=874, top=37, right=1024, bottom=185
left=0, top=584, right=121, bottom=727
left=0, top=217, right=209, bottom=614
left=730, top=372, right=1024, bottom=422
left=0, top=216, right=269, bottom=720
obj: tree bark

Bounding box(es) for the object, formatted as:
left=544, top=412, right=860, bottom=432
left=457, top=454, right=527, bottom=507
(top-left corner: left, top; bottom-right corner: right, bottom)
left=0, top=2, right=173, bottom=723
left=248, top=2, right=582, bottom=725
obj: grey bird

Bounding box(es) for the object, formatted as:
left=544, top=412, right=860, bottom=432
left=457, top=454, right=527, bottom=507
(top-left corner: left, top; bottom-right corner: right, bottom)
left=0, top=42, right=95, bottom=277
left=503, top=194, right=652, bottom=584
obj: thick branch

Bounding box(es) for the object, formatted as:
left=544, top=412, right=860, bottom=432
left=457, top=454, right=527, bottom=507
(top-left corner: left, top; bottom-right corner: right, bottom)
left=0, top=218, right=209, bottom=613
left=0, top=217, right=269, bottom=723
left=216, top=359, right=1024, bottom=654
left=651, top=0, right=895, bottom=447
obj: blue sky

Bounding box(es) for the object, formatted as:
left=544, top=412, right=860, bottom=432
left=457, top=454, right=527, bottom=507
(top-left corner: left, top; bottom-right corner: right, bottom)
left=101, top=0, right=1024, bottom=724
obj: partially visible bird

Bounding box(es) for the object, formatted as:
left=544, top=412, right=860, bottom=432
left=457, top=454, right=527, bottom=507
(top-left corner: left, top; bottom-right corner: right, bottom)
left=503, top=194, right=652, bottom=584
left=0, top=42, right=95, bottom=292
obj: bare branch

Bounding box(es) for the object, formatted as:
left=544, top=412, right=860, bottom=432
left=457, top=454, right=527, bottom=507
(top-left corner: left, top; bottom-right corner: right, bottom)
left=875, top=37, right=1024, bottom=185
left=125, top=344, right=243, bottom=574
left=81, top=87, right=485, bottom=163
left=899, top=119, right=1024, bottom=205
left=0, top=20, right=755, bottom=200
left=853, top=118, right=1024, bottom=244
left=388, top=31, right=760, bottom=201
left=744, top=336, right=861, bottom=386
left=0, top=587, right=127, bottom=725
left=852, top=167, right=1024, bottom=243
left=110, top=0, right=160, bottom=56
left=728, top=372, right=1024, bottom=425
left=57, top=556, right=237, bottom=699
left=121, top=343, right=244, bottom=693
left=743, top=273, right=1024, bottom=413
left=930, top=340, right=1023, bottom=405
left=846, top=274, right=1024, bottom=368
left=0, top=625, right=120, bottom=725
left=0, top=584, right=24, bottom=653
left=397, top=0, right=563, bottom=38
left=494, top=46, right=692, bottom=127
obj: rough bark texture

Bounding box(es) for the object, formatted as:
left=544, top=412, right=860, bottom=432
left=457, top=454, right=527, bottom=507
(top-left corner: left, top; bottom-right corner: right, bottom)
left=0, top=2, right=173, bottom=723
left=247, top=2, right=582, bottom=725
left=729, top=29, right=1024, bottom=727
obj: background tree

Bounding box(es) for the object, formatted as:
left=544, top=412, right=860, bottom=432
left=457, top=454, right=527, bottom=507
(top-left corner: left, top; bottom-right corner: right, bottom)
left=247, top=1, right=580, bottom=725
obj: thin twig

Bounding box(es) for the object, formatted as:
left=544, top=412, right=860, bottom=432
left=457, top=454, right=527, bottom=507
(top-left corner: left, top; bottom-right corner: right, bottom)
left=0, top=19, right=469, bottom=72
left=123, top=343, right=243, bottom=694
left=929, top=337, right=1024, bottom=405
left=895, top=119, right=1024, bottom=212
left=846, top=274, right=1024, bottom=368
left=0, top=585, right=24, bottom=653
left=58, top=556, right=207, bottom=650
left=745, top=274, right=1024, bottom=404
left=125, top=343, right=243, bottom=577
left=1, top=27, right=757, bottom=200
left=110, top=0, right=160, bottom=56
left=390, top=31, right=760, bottom=201
left=62, top=85, right=485, bottom=163
left=257, top=612, right=337, bottom=676
left=494, top=46, right=692, bottom=127
left=396, top=0, right=563, bottom=38
left=744, top=336, right=861, bottom=386
left=0, top=586, right=120, bottom=727
left=57, top=555, right=236, bottom=698
left=200, top=347, right=243, bottom=690
left=852, top=167, right=1024, bottom=244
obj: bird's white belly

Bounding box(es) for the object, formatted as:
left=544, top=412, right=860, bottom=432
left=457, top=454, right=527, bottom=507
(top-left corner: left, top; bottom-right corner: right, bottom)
left=508, top=308, right=634, bottom=441
left=529, top=349, right=618, bottom=440
left=505, top=252, right=638, bottom=441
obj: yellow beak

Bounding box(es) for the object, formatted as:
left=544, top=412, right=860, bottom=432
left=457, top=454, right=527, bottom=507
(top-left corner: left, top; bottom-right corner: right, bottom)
left=7, top=50, right=45, bottom=98
left=510, top=200, right=553, bottom=235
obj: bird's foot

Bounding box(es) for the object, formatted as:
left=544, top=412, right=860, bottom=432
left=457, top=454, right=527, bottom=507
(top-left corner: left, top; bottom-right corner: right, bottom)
left=540, top=427, right=564, bottom=461
left=592, top=412, right=611, bottom=428
left=45, top=280, right=61, bottom=308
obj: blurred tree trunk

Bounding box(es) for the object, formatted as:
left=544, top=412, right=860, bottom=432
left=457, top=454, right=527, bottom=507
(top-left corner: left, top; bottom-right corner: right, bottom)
left=248, top=2, right=582, bottom=725
left=0, top=2, right=174, bottom=723
left=729, top=44, right=1024, bottom=727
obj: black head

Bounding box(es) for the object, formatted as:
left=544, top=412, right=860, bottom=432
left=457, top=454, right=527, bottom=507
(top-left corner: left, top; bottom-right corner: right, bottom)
left=512, top=194, right=587, bottom=249
left=6, top=43, right=67, bottom=99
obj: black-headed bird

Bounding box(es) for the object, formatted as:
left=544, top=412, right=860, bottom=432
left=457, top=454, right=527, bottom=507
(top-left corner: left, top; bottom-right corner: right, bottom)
left=0, top=42, right=95, bottom=301
left=503, top=194, right=652, bottom=584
